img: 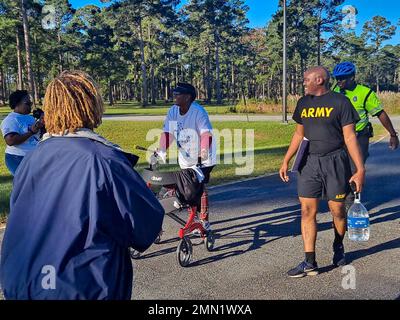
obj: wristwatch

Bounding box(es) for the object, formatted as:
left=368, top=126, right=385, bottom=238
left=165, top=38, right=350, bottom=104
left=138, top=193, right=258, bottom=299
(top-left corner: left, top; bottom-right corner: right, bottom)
left=390, top=132, right=398, bottom=137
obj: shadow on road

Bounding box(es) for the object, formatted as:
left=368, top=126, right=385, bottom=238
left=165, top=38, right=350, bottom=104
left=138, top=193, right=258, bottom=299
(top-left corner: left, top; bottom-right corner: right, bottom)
left=140, top=201, right=400, bottom=267
left=139, top=141, right=400, bottom=268
left=193, top=203, right=400, bottom=267
left=346, top=237, right=400, bottom=264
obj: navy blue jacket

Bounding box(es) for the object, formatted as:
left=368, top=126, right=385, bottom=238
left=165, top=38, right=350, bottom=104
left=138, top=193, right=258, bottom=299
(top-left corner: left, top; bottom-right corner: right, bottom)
left=0, top=137, right=164, bottom=299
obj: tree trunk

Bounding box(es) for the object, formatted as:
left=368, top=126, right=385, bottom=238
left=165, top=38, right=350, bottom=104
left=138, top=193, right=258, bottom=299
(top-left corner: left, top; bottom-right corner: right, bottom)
left=231, top=62, right=235, bottom=101
left=376, top=75, right=380, bottom=93
left=202, top=65, right=207, bottom=101
left=16, top=29, right=23, bottom=90
left=147, top=23, right=156, bottom=105
left=135, top=75, right=141, bottom=102
left=0, top=69, right=10, bottom=99
left=58, top=32, right=63, bottom=73
left=189, top=57, right=193, bottom=83
left=108, top=80, right=114, bottom=106
left=164, top=77, right=169, bottom=102
left=206, top=48, right=211, bottom=103
left=124, top=82, right=128, bottom=100
left=34, top=77, right=40, bottom=104
left=151, top=66, right=156, bottom=104
left=215, top=30, right=221, bottom=104
left=175, top=64, right=178, bottom=86
left=0, top=68, right=5, bottom=105
left=138, top=18, right=148, bottom=107
left=130, top=81, right=135, bottom=100
left=159, top=78, right=163, bottom=101
left=300, top=57, right=305, bottom=95
left=4, top=70, right=9, bottom=100
left=20, top=0, right=36, bottom=104
left=116, top=84, right=118, bottom=101
left=33, top=33, right=42, bottom=104
left=65, top=52, right=69, bottom=69
left=317, top=23, right=321, bottom=66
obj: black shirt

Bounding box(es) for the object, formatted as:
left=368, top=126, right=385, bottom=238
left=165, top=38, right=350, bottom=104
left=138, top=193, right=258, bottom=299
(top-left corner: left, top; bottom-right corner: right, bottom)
left=292, top=91, right=360, bottom=155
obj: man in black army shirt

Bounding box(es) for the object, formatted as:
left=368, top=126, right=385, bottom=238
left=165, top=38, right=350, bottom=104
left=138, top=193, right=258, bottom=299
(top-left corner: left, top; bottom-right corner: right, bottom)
left=279, top=66, right=365, bottom=278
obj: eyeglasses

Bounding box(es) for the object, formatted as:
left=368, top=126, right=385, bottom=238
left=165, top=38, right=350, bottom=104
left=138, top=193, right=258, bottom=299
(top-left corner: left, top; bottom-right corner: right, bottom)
left=335, top=76, right=350, bottom=81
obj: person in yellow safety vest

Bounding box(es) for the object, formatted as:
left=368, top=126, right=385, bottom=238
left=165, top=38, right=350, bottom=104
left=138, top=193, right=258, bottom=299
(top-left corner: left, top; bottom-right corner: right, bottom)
left=332, top=62, right=399, bottom=171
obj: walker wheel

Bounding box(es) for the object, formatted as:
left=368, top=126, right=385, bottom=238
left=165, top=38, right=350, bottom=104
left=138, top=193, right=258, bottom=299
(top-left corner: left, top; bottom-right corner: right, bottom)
left=176, top=236, right=193, bottom=267
left=129, top=248, right=141, bottom=259
left=204, top=231, right=215, bottom=252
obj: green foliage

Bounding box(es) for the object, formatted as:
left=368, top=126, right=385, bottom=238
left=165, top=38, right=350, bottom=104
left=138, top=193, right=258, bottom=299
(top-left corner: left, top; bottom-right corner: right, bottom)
left=0, top=0, right=399, bottom=108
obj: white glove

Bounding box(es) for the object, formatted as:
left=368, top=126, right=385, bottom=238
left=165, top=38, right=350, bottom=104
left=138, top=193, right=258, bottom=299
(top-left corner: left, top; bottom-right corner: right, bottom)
left=150, top=153, right=158, bottom=166
left=156, top=150, right=167, bottom=164
left=191, top=166, right=205, bottom=183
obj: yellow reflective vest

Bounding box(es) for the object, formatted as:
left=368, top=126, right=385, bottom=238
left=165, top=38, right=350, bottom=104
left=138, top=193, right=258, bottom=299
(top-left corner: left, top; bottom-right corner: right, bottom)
left=333, top=84, right=383, bottom=132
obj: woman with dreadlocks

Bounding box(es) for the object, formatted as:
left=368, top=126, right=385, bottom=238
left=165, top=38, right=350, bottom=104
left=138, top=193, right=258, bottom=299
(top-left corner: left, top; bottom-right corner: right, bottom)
left=0, top=71, right=164, bottom=300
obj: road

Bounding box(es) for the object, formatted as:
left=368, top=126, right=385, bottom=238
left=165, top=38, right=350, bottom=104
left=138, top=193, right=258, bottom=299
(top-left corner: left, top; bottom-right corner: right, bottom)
left=1, top=136, right=399, bottom=300
left=102, top=114, right=284, bottom=122
left=102, top=114, right=400, bottom=124
left=131, top=136, right=400, bottom=300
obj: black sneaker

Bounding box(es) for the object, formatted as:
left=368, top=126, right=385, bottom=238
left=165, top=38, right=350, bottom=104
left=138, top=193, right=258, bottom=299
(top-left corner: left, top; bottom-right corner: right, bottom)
left=287, top=260, right=319, bottom=278
left=333, top=244, right=346, bottom=267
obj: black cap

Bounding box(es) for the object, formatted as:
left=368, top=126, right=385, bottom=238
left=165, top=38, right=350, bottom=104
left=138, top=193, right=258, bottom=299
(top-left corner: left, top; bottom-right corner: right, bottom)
left=173, top=83, right=197, bottom=100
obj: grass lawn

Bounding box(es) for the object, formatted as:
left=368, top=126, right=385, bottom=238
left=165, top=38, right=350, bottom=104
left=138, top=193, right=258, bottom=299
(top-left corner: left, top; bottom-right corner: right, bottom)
left=104, top=101, right=233, bottom=116
left=2, top=93, right=399, bottom=118
left=0, top=101, right=233, bottom=119
left=95, top=120, right=296, bottom=184
left=0, top=120, right=390, bottom=224
left=0, top=100, right=280, bottom=118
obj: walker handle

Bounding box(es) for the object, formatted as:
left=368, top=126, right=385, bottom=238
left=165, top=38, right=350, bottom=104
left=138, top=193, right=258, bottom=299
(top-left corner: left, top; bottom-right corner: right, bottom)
left=135, top=145, right=149, bottom=152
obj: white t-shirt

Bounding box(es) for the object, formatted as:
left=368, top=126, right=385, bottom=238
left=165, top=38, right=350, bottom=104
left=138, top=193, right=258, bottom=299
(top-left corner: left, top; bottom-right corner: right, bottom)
left=163, top=101, right=217, bottom=169
left=1, top=112, right=40, bottom=156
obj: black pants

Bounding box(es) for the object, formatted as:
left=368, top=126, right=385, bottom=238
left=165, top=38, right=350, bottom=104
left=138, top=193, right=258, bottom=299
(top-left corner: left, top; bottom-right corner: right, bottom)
left=200, top=165, right=215, bottom=184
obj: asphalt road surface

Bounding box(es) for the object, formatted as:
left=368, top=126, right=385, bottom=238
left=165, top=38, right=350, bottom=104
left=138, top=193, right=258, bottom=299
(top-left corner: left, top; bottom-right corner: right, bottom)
left=129, top=136, right=400, bottom=300
left=1, top=136, right=399, bottom=300
left=102, top=114, right=283, bottom=122
left=102, top=114, right=400, bottom=124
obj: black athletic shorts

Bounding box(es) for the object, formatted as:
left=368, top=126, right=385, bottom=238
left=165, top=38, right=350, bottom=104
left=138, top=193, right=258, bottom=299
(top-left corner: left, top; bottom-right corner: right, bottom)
left=201, top=165, right=215, bottom=184
left=297, top=148, right=352, bottom=202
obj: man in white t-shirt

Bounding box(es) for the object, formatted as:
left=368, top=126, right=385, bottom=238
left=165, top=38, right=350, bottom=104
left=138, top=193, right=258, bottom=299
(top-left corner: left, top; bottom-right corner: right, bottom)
left=159, top=83, right=216, bottom=230
left=1, top=90, right=44, bottom=175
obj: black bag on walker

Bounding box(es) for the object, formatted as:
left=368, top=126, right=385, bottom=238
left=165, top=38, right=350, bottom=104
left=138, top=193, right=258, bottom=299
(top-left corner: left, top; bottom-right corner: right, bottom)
left=174, top=168, right=204, bottom=206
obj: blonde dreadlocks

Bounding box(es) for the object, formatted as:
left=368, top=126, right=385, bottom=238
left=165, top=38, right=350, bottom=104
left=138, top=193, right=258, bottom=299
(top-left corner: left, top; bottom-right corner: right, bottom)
left=43, top=71, right=104, bottom=134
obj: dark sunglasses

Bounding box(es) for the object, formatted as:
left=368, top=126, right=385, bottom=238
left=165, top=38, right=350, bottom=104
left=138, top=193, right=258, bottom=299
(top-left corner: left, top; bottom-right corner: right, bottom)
left=24, top=101, right=33, bottom=107
left=335, top=76, right=351, bottom=81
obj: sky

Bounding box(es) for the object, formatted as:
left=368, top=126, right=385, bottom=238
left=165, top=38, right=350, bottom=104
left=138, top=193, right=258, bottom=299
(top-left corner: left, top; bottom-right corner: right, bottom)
left=70, top=0, right=400, bottom=45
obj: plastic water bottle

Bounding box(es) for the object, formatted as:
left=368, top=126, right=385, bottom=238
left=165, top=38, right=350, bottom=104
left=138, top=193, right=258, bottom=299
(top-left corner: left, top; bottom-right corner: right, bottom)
left=347, top=192, right=370, bottom=241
